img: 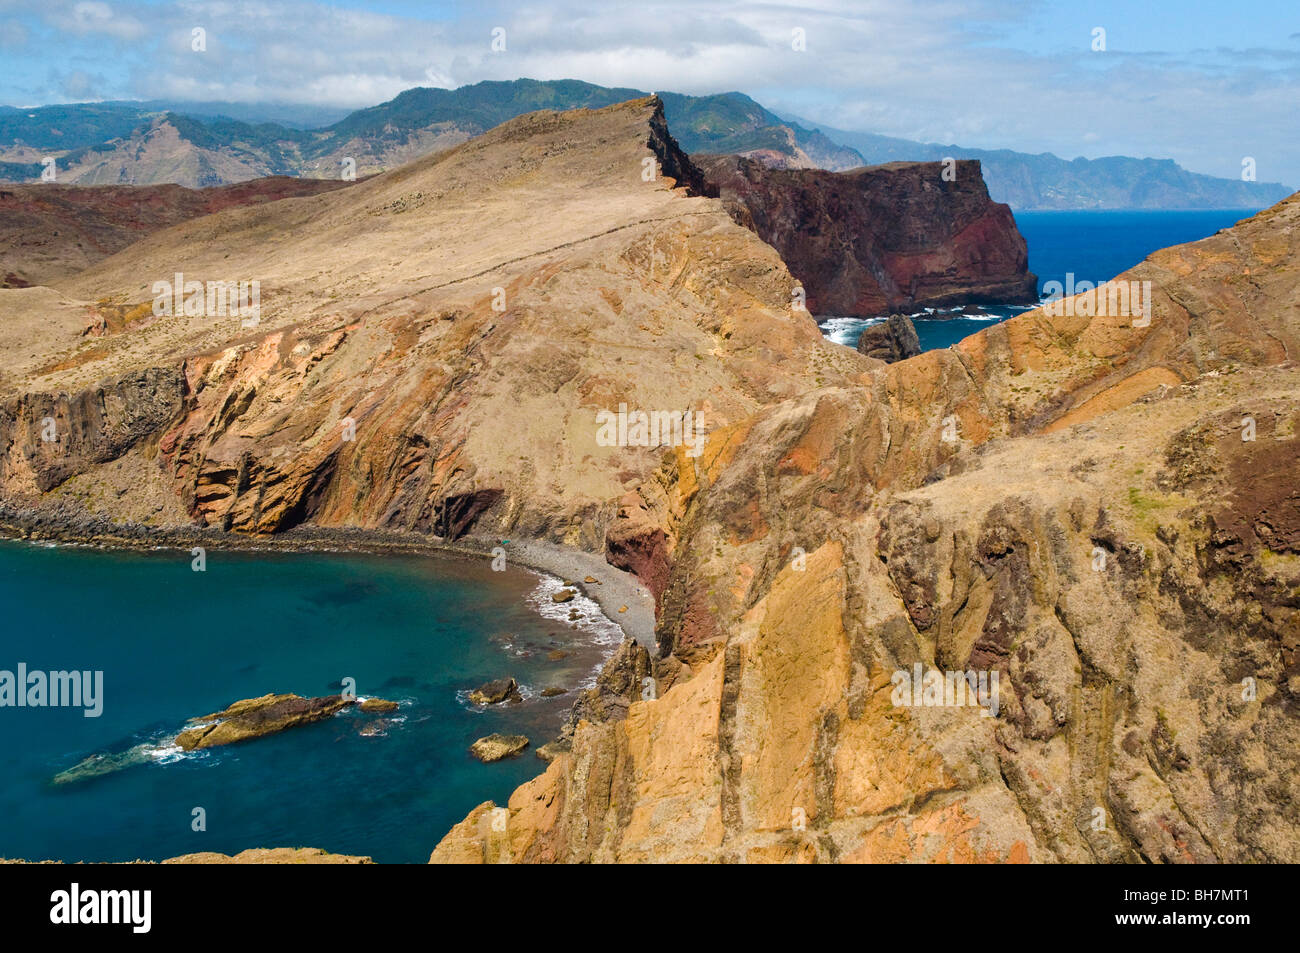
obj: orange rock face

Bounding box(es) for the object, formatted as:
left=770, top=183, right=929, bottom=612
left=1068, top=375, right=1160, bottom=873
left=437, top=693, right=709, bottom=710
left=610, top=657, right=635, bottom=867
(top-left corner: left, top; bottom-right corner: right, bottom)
left=434, top=195, right=1300, bottom=864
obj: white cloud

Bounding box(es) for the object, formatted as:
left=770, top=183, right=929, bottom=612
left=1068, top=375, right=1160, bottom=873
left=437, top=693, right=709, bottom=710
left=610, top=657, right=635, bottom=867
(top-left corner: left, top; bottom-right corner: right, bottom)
left=48, top=0, right=148, bottom=40
left=13, top=0, right=1300, bottom=185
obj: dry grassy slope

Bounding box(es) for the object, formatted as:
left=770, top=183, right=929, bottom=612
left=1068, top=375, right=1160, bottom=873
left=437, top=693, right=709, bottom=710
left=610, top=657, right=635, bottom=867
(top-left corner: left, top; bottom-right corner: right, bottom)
left=0, top=177, right=352, bottom=288
left=434, top=194, right=1300, bottom=863
left=0, top=97, right=870, bottom=545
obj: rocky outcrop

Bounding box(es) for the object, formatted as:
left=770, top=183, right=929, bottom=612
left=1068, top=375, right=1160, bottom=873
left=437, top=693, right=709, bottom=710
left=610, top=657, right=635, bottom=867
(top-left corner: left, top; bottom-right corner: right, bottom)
left=557, top=637, right=652, bottom=747
left=468, top=678, right=521, bottom=705
left=5, top=847, right=373, bottom=864
left=432, top=194, right=1300, bottom=863
left=175, top=693, right=358, bottom=750
left=0, top=367, right=184, bottom=493
left=696, top=155, right=1038, bottom=316
left=855, top=314, right=921, bottom=362
left=470, top=734, right=530, bottom=762
left=161, top=848, right=372, bottom=864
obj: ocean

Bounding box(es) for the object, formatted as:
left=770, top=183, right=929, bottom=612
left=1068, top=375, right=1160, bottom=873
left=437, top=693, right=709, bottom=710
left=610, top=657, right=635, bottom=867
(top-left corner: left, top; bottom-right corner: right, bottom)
left=0, top=540, right=622, bottom=863
left=818, top=208, right=1261, bottom=350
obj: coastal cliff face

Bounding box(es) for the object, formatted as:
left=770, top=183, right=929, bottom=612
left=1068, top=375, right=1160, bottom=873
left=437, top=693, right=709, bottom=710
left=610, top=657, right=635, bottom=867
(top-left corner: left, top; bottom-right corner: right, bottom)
left=0, top=96, right=1296, bottom=865
left=695, top=155, right=1038, bottom=316
left=0, top=98, right=868, bottom=551
left=433, top=195, right=1300, bottom=863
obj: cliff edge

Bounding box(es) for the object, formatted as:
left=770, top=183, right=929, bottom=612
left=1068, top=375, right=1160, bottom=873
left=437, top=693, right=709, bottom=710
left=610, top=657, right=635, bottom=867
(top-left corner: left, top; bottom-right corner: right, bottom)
left=696, top=154, right=1038, bottom=316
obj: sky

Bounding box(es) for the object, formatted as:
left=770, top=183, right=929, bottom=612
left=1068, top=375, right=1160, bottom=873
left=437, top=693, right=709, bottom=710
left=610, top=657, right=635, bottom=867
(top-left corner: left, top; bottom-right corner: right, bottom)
left=0, top=0, right=1296, bottom=185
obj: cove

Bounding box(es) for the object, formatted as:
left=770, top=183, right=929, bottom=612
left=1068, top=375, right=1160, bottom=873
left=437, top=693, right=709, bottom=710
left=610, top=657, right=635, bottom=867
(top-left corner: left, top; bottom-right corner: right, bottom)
left=0, top=539, right=621, bottom=863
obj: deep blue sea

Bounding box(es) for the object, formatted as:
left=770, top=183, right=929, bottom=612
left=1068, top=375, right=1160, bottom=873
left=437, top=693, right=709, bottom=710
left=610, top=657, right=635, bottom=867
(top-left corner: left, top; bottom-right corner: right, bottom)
left=819, top=208, right=1261, bottom=350
left=0, top=541, right=623, bottom=863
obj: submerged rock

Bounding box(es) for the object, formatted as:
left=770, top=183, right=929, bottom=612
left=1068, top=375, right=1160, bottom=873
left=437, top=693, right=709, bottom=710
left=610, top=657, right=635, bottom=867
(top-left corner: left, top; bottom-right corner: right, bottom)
left=468, top=678, right=521, bottom=705
left=470, top=734, right=530, bottom=762
left=52, top=744, right=155, bottom=786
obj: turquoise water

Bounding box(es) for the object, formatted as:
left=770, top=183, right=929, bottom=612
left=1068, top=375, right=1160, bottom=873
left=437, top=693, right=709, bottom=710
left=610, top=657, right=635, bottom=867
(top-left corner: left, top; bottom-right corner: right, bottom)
left=0, top=540, right=622, bottom=863
left=820, top=208, right=1261, bottom=350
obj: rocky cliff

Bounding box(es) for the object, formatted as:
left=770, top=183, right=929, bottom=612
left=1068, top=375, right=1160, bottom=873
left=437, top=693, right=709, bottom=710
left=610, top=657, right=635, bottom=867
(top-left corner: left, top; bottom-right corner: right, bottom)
left=0, top=96, right=1295, bottom=865
left=696, top=155, right=1038, bottom=316
left=0, top=98, right=868, bottom=551
left=433, top=194, right=1300, bottom=863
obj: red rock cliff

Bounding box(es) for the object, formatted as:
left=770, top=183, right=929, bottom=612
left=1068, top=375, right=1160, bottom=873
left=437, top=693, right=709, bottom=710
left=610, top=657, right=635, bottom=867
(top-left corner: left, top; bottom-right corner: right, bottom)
left=696, top=155, right=1038, bottom=316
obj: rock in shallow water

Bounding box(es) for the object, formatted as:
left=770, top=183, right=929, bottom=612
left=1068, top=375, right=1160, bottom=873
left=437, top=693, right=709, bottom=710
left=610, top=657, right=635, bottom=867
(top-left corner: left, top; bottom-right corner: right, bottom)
left=173, top=692, right=398, bottom=751
left=175, top=693, right=353, bottom=750
left=855, top=313, right=922, bottom=363
left=470, top=733, right=530, bottom=762
left=468, top=677, right=521, bottom=705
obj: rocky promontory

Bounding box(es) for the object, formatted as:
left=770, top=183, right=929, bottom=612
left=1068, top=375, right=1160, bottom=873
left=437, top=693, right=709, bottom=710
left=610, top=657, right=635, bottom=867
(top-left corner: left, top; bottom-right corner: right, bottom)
left=2, top=94, right=1296, bottom=865
left=696, top=154, right=1038, bottom=315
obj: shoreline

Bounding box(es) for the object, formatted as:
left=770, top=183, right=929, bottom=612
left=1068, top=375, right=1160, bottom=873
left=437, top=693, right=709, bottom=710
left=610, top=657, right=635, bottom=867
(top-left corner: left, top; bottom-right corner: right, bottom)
left=0, top=505, right=657, bottom=650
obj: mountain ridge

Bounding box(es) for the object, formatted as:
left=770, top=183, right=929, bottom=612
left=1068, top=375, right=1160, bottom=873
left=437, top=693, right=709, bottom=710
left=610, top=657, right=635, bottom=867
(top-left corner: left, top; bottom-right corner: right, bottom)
left=2, top=80, right=1287, bottom=209
left=778, top=111, right=1294, bottom=210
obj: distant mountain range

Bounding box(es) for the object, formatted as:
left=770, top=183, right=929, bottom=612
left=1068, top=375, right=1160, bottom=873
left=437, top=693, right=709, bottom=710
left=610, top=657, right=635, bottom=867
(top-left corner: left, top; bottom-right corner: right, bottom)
left=778, top=114, right=1292, bottom=211
left=1, top=79, right=1291, bottom=210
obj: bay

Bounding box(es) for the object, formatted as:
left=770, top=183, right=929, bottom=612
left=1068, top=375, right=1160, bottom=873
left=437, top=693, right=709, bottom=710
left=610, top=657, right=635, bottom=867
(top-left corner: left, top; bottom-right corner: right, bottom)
left=0, top=540, right=619, bottom=863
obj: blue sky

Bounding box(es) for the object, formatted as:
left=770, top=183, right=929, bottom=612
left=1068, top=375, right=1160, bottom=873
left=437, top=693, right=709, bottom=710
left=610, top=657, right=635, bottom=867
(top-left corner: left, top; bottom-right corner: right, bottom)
left=0, top=0, right=1296, bottom=185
